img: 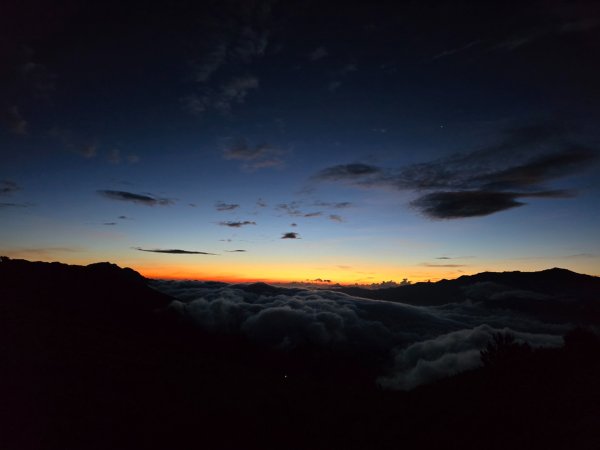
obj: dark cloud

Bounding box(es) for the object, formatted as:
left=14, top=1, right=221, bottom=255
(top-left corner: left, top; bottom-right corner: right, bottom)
left=219, top=221, right=256, bottom=228
left=222, top=138, right=284, bottom=171
left=0, top=202, right=29, bottom=208
left=226, top=249, right=247, bottom=252
left=188, top=4, right=270, bottom=83
left=475, top=146, right=596, bottom=191
left=118, top=215, right=131, bottom=220
left=107, top=148, right=140, bottom=165
left=256, top=198, right=267, bottom=207
left=314, top=163, right=382, bottom=181
left=49, top=128, right=99, bottom=159
left=0, top=180, right=21, bottom=196
left=422, top=263, right=467, bottom=268
left=290, top=223, right=297, bottom=227
left=411, top=190, right=572, bottom=219
left=103, top=222, right=117, bottom=226
left=184, top=76, right=259, bottom=115
left=436, top=256, right=474, bottom=260
left=329, top=214, right=343, bottom=222
left=278, top=201, right=347, bottom=219
left=1, top=106, right=27, bottom=134
left=79, top=144, right=97, bottom=159
left=316, top=124, right=598, bottom=219
left=308, top=46, right=328, bottom=61
left=411, top=191, right=525, bottom=219
left=281, top=232, right=300, bottom=239
left=182, top=2, right=273, bottom=116
left=134, top=247, right=217, bottom=255
left=215, top=201, right=240, bottom=211
left=98, top=190, right=174, bottom=206
left=430, top=40, right=481, bottom=61
left=314, top=201, right=353, bottom=209
left=277, top=202, right=303, bottom=216
left=182, top=4, right=270, bottom=115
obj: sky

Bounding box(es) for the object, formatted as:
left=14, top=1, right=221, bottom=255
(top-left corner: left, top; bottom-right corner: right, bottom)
left=1, top=0, right=600, bottom=284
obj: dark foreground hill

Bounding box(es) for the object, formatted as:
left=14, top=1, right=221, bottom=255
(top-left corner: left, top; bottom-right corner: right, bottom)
left=337, top=268, right=600, bottom=322
left=1, top=257, right=599, bottom=450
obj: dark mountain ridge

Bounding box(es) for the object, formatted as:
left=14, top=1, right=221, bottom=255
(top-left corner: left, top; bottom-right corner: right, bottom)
left=338, top=267, right=600, bottom=303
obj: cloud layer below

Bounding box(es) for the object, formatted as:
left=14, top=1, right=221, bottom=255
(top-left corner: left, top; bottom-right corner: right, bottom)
left=152, top=279, right=575, bottom=389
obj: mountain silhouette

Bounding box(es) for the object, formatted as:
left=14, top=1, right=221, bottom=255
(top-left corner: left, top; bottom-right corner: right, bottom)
left=336, top=267, right=600, bottom=323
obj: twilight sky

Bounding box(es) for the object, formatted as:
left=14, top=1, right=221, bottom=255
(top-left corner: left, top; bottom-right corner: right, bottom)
left=1, top=0, right=599, bottom=283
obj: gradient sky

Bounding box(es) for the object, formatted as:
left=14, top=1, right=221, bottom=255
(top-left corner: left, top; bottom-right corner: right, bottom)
left=1, top=0, right=600, bottom=283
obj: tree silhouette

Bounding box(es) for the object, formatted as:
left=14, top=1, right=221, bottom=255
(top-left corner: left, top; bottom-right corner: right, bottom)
left=480, top=332, right=532, bottom=368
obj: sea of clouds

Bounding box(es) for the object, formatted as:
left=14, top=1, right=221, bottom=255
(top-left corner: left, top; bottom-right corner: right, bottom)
left=151, top=280, right=569, bottom=390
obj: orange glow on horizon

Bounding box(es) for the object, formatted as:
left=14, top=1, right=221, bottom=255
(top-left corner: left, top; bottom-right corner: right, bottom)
left=3, top=250, right=597, bottom=286
left=135, top=263, right=472, bottom=285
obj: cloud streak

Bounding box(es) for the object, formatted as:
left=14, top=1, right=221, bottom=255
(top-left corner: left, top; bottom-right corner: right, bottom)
left=219, top=221, right=256, bottom=228
left=98, top=190, right=174, bottom=206
left=215, top=201, right=240, bottom=211
left=134, top=247, right=217, bottom=255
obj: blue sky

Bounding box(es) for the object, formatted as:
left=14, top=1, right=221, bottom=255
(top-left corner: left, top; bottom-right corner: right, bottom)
left=1, top=0, right=599, bottom=283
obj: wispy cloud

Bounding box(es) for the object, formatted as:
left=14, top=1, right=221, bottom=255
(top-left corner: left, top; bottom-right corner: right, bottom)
left=108, top=148, right=140, bottom=165
left=1, top=106, right=28, bottom=134
left=50, top=128, right=97, bottom=159
left=308, top=46, right=328, bottom=61
left=226, top=249, right=247, bottom=252
left=215, top=201, right=240, bottom=211
left=219, top=221, right=256, bottom=228
left=184, top=75, right=259, bottom=115
left=0, top=202, right=30, bottom=208
left=314, top=201, right=353, bottom=209
left=329, top=214, right=344, bottom=222
left=436, top=256, right=474, bottom=260
left=0, top=180, right=21, bottom=196
left=429, top=40, right=481, bottom=61
left=314, top=163, right=382, bottom=181
left=183, top=1, right=271, bottom=117
left=276, top=202, right=303, bottom=216
left=421, top=263, right=468, bottom=268
left=315, top=123, right=598, bottom=219
left=189, top=8, right=269, bottom=83
left=98, top=190, right=175, bottom=206
left=222, top=138, right=284, bottom=171
left=134, top=247, right=217, bottom=255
